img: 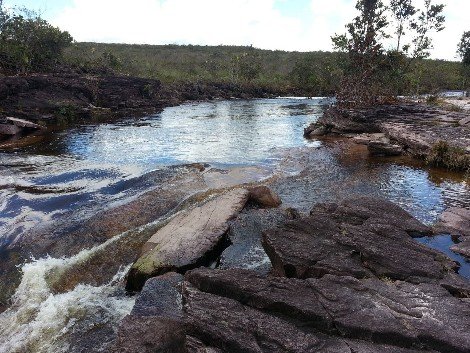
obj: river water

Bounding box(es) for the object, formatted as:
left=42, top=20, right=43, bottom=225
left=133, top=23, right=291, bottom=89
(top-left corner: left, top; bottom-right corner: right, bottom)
left=0, top=98, right=469, bottom=352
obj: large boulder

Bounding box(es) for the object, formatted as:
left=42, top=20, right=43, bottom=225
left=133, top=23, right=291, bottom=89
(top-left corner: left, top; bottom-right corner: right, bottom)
left=262, top=197, right=446, bottom=282
left=126, top=189, right=251, bottom=291
left=113, top=273, right=186, bottom=353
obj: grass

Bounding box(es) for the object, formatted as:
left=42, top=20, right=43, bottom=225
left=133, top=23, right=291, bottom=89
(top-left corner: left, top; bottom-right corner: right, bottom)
left=426, top=141, right=470, bottom=172
left=63, top=42, right=466, bottom=96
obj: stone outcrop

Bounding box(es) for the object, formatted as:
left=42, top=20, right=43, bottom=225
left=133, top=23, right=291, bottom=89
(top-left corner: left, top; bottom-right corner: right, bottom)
left=435, top=207, right=470, bottom=258
left=119, top=197, right=470, bottom=353
left=0, top=116, right=46, bottom=142
left=304, top=103, right=470, bottom=164
left=113, top=273, right=186, bottom=353
left=263, top=197, right=448, bottom=282
left=126, top=186, right=283, bottom=291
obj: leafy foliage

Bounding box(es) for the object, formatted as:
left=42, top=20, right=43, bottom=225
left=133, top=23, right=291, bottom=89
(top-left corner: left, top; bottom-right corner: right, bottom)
left=457, top=31, right=470, bottom=96
left=332, top=0, right=445, bottom=107
left=0, top=2, right=73, bottom=74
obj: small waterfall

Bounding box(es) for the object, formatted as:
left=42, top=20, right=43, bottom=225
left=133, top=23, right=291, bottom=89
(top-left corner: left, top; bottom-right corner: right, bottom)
left=0, top=253, right=134, bottom=353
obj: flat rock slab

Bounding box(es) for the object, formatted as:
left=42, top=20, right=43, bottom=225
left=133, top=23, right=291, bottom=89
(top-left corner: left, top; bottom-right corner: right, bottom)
left=435, top=207, right=470, bottom=259
left=307, top=104, right=470, bottom=159
left=6, top=117, right=45, bottom=129
left=127, top=188, right=251, bottom=290
left=262, top=197, right=456, bottom=282
left=436, top=207, right=470, bottom=238
left=185, top=268, right=470, bottom=353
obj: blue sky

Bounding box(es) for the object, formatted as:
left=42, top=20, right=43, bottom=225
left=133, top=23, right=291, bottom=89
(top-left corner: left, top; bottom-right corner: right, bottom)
left=4, top=0, right=469, bottom=60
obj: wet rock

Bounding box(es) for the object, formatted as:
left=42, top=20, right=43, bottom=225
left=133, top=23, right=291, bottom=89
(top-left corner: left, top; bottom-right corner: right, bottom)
left=307, top=103, right=470, bottom=166
left=126, top=189, right=251, bottom=291
left=303, top=123, right=329, bottom=138
left=435, top=207, right=470, bottom=238
left=368, top=140, right=404, bottom=156
left=262, top=197, right=451, bottom=282
left=184, top=268, right=470, bottom=353
left=248, top=185, right=282, bottom=208
left=0, top=124, right=21, bottom=136
left=219, top=208, right=289, bottom=274
left=6, top=117, right=45, bottom=129
left=435, top=207, right=470, bottom=258
left=113, top=272, right=185, bottom=353
left=131, top=272, right=183, bottom=318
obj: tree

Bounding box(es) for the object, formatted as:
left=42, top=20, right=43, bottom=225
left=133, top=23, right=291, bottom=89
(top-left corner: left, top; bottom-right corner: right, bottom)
left=331, top=0, right=445, bottom=106
left=0, top=3, right=73, bottom=74
left=332, top=0, right=389, bottom=107
left=457, top=31, right=470, bottom=97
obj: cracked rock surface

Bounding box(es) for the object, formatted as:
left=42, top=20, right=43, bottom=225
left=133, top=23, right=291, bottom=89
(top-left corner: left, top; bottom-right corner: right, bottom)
left=116, top=197, right=470, bottom=353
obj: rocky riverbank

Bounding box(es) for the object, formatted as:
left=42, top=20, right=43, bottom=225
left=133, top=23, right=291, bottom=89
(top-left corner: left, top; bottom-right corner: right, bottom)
left=114, top=196, right=470, bottom=353
left=0, top=73, right=282, bottom=146
left=304, top=103, right=470, bottom=171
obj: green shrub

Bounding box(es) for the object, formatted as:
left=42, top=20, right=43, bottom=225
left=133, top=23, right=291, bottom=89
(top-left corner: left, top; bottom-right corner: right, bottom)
left=0, top=3, right=73, bottom=74
left=426, top=141, right=470, bottom=171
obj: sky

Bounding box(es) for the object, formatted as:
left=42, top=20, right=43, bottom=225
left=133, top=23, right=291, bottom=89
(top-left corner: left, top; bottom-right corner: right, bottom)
left=4, top=0, right=469, bottom=61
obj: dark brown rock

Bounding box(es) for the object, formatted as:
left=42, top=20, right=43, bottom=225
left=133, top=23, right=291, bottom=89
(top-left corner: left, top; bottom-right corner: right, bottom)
left=368, top=140, right=403, bottom=156
left=263, top=197, right=455, bottom=282
left=248, top=185, right=282, bottom=208
left=184, top=268, right=452, bottom=352
left=113, top=273, right=185, bottom=353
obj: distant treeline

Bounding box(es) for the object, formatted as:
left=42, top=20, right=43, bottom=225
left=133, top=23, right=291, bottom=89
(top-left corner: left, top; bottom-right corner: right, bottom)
left=64, top=43, right=465, bottom=96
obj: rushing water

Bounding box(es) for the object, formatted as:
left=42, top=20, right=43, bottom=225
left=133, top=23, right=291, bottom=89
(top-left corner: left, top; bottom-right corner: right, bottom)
left=0, top=97, right=469, bottom=352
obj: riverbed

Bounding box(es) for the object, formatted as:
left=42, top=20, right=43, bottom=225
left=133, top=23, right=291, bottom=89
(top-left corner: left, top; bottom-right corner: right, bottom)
left=0, top=98, right=469, bottom=353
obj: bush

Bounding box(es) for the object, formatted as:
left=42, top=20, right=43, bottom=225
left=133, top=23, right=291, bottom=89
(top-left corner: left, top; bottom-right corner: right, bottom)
left=426, top=141, right=470, bottom=171
left=0, top=4, right=73, bottom=74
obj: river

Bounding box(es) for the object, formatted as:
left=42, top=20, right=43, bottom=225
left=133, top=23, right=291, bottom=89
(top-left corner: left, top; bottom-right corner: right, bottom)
left=0, top=98, right=469, bottom=352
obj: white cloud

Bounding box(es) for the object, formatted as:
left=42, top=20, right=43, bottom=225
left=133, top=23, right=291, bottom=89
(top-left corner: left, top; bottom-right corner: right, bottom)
left=52, top=0, right=469, bottom=60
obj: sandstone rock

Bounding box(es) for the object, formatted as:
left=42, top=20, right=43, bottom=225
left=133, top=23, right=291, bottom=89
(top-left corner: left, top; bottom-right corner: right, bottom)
left=435, top=207, right=470, bottom=259
left=131, top=272, right=183, bottom=318
left=368, top=140, right=404, bottom=156
left=126, top=189, right=251, bottom=291
left=451, top=241, right=470, bottom=258
left=248, top=185, right=282, bottom=208
left=113, top=316, right=186, bottom=353
left=262, top=197, right=451, bottom=282
left=435, top=207, right=470, bottom=238
left=352, top=132, right=388, bottom=145
left=0, top=124, right=21, bottom=135
left=459, top=116, right=470, bottom=126
left=184, top=268, right=457, bottom=352
left=303, top=123, right=329, bottom=138
left=6, top=117, right=45, bottom=129
left=219, top=208, right=289, bottom=274
left=113, top=273, right=185, bottom=353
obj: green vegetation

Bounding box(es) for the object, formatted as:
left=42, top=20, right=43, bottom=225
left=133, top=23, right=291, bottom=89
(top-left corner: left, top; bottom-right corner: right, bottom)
left=426, top=141, right=470, bottom=172
left=63, top=42, right=464, bottom=97
left=0, top=0, right=465, bottom=98
left=0, top=0, right=73, bottom=74
left=332, top=0, right=446, bottom=107
left=457, top=31, right=470, bottom=96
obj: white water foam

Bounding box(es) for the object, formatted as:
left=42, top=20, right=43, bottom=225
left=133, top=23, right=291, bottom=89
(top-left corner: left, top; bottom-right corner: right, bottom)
left=0, top=255, right=134, bottom=353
